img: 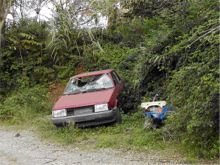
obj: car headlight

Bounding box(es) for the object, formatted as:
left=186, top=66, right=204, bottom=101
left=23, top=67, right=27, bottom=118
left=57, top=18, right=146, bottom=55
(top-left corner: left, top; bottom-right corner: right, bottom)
left=52, top=109, right=67, bottom=117
left=94, top=103, right=108, bottom=112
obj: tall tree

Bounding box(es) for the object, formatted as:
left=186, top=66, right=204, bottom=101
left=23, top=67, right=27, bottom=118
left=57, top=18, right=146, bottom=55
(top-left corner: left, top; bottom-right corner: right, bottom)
left=0, top=0, right=13, bottom=46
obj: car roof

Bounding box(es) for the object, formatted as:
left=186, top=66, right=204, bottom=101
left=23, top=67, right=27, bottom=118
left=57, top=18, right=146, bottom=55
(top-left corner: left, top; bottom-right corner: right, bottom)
left=72, top=69, right=113, bottom=79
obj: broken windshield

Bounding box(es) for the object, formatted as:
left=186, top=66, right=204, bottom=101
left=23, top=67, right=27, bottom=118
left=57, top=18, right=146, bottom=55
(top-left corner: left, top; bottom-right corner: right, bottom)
left=63, top=74, right=114, bottom=95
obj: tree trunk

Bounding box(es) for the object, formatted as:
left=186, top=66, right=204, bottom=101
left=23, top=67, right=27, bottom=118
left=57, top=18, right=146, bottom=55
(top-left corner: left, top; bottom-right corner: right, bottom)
left=0, top=0, right=12, bottom=47
left=0, top=21, right=3, bottom=46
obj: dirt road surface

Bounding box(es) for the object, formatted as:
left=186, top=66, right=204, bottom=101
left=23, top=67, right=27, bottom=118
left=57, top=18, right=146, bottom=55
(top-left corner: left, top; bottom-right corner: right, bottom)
left=0, top=128, right=212, bottom=165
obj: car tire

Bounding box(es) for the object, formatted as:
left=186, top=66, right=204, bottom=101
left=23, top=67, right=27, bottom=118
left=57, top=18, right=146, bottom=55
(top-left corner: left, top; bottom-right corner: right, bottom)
left=54, top=124, right=63, bottom=128
left=115, top=110, right=122, bottom=124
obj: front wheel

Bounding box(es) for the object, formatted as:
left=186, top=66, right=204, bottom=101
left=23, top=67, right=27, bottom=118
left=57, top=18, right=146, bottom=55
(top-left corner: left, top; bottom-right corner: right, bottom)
left=54, top=123, right=64, bottom=128
left=115, top=110, right=122, bottom=124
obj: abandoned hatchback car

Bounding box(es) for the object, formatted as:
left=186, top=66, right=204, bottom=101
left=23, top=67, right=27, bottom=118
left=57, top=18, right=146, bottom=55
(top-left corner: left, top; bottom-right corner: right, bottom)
left=52, top=69, right=124, bottom=127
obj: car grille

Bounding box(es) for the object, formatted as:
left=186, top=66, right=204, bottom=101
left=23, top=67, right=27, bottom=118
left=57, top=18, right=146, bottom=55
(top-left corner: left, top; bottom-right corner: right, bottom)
left=67, top=106, right=94, bottom=116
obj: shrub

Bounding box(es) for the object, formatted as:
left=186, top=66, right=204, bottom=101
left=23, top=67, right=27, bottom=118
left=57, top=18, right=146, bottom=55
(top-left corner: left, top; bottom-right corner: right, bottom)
left=0, top=86, right=51, bottom=123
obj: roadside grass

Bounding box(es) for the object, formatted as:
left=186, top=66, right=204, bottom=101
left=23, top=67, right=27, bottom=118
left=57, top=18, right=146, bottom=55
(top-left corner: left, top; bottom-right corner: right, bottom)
left=32, top=111, right=195, bottom=163
left=0, top=86, right=218, bottom=163
left=0, top=107, right=215, bottom=164
left=0, top=86, right=51, bottom=127
left=0, top=86, right=170, bottom=152
left=0, top=106, right=168, bottom=151
left=0, top=86, right=166, bottom=151
left=36, top=111, right=166, bottom=149
left=0, top=110, right=199, bottom=163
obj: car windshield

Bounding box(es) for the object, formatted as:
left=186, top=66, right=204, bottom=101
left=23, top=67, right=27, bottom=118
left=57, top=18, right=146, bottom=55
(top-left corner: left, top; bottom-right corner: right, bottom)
left=63, top=74, right=114, bottom=95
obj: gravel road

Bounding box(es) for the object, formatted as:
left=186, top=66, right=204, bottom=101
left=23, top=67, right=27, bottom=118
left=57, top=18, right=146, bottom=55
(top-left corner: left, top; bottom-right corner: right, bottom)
left=0, top=128, right=216, bottom=165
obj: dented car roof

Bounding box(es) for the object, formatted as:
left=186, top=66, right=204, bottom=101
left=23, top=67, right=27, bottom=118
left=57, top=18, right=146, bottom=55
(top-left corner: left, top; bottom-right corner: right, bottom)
left=72, top=69, right=113, bottom=79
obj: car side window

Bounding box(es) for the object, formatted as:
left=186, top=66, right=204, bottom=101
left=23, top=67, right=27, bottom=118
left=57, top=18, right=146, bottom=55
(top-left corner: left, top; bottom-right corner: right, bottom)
left=113, top=71, right=121, bottom=82
left=111, top=71, right=121, bottom=85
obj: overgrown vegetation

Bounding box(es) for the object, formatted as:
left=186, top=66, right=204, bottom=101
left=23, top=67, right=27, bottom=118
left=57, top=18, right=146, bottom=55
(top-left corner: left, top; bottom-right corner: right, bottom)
left=0, top=0, right=219, bottom=159
left=0, top=86, right=51, bottom=123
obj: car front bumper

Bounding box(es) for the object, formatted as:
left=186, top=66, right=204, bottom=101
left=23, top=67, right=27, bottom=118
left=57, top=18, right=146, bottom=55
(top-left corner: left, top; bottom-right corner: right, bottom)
left=51, top=108, right=119, bottom=127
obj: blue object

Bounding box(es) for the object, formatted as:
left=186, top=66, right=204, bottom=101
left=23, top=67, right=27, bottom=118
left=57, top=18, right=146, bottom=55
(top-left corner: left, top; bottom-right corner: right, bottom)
left=144, top=105, right=169, bottom=121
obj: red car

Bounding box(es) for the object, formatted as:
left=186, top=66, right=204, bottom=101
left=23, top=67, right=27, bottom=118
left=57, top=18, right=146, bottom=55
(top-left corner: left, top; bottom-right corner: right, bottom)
left=52, top=69, right=124, bottom=127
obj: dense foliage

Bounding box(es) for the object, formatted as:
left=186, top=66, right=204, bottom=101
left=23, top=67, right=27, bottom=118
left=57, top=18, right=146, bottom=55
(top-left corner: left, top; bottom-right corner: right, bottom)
left=0, top=86, right=51, bottom=123
left=0, top=0, right=219, bottom=159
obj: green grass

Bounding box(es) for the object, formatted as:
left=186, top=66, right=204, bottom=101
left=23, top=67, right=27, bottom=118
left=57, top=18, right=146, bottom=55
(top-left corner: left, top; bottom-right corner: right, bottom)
left=36, top=112, right=167, bottom=150
left=33, top=111, right=190, bottom=161
left=0, top=86, right=218, bottom=163
left=1, top=109, right=167, bottom=151
left=1, top=109, right=218, bottom=164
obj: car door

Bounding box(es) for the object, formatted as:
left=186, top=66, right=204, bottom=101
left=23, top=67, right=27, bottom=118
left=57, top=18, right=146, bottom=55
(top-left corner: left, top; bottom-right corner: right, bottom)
left=109, top=71, right=124, bottom=108
left=111, top=71, right=124, bottom=91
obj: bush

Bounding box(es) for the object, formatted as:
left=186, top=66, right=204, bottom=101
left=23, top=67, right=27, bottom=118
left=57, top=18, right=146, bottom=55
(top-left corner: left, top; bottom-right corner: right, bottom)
left=165, top=63, right=219, bottom=158
left=0, top=86, right=51, bottom=123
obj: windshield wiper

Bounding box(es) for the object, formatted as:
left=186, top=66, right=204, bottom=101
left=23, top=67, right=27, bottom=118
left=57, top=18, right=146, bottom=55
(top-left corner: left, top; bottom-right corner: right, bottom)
left=63, top=91, right=82, bottom=95
left=81, top=87, right=108, bottom=93
left=94, top=88, right=108, bottom=91
left=81, top=88, right=96, bottom=93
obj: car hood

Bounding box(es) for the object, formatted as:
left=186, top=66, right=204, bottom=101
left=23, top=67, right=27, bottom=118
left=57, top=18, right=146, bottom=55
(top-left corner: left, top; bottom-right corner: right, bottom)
left=52, top=88, right=114, bottom=110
